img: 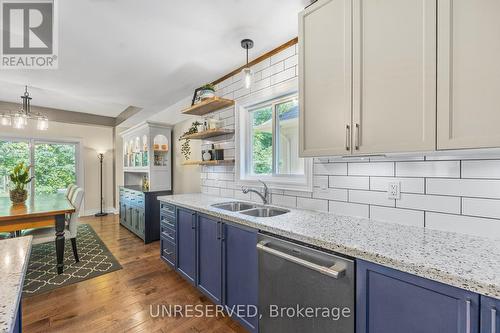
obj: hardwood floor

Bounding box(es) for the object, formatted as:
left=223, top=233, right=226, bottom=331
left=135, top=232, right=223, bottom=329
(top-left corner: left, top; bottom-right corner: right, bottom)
left=22, top=214, right=247, bottom=333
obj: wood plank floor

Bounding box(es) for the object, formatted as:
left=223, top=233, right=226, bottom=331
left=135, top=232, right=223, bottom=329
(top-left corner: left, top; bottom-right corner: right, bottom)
left=22, top=214, right=247, bottom=333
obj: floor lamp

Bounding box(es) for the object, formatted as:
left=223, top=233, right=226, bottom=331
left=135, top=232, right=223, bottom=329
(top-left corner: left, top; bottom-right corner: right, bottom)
left=95, top=152, right=108, bottom=217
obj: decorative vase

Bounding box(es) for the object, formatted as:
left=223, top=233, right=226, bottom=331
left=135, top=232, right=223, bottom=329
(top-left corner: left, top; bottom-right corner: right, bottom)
left=200, top=89, right=215, bottom=100
left=10, top=189, right=27, bottom=204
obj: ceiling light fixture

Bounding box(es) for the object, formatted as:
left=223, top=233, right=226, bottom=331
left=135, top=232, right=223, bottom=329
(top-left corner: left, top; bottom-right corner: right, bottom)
left=241, top=39, right=254, bottom=89
left=0, top=86, right=49, bottom=131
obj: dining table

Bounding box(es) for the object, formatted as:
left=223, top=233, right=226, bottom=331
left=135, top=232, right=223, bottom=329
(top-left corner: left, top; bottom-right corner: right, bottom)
left=0, top=193, right=75, bottom=274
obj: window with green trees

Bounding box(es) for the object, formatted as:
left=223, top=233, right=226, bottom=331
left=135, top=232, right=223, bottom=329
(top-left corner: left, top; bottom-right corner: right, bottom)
left=0, top=139, right=77, bottom=197
left=248, top=95, right=304, bottom=176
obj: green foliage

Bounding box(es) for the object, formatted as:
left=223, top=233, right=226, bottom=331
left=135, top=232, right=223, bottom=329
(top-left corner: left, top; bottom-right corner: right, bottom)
left=178, top=121, right=202, bottom=160
left=251, top=107, right=273, bottom=174
left=9, top=162, right=33, bottom=191
left=34, top=144, right=76, bottom=195
left=200, top=83, right=215, bottom=92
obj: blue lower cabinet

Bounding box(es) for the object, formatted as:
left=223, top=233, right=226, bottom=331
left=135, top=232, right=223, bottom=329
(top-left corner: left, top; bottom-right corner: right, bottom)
left=481, top=296, right=499, bottom=333
left=223, top=223, right=259, bottom=333
left=357, top=260, right=480, bottom=333
left=197, top=214, right=223, bottom=304
left=176, top=207, right=196, bottom=283
left=13, top=302, right=21, bottom=333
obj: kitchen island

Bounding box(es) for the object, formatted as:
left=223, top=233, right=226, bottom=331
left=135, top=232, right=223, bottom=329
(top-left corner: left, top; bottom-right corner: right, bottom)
left=0, top=236, right=32, bottom=333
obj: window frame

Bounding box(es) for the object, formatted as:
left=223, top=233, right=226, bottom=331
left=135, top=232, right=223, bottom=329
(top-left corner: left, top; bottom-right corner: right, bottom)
left=235, top=79, right=313, bottom=192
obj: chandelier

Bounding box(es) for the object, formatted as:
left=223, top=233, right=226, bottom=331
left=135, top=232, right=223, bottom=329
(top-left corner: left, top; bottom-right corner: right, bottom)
left=0, top=86, right=49, bottom=130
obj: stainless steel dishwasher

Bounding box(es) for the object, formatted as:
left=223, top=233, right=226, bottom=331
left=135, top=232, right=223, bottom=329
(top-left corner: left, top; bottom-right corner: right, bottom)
left=257, top=234, right=355, bottom=333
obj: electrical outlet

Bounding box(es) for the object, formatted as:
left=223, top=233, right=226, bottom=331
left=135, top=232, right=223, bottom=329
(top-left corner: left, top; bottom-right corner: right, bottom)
left=388, top=181, right=401, bottom=200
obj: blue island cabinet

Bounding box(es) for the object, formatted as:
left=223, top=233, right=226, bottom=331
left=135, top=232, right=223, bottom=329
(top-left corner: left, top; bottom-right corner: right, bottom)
left=176, top=207, right=196, bottom=283
left=197, top=213, right=223, bottom=304
left=481, top=296, right=499, bottom=333
left=223, top=223, right=259, bottom=333
left=357, top=260, right=480, bottom=333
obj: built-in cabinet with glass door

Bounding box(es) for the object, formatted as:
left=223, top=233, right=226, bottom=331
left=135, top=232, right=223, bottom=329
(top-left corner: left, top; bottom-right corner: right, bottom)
left=119, top=122, right=172, bottom=244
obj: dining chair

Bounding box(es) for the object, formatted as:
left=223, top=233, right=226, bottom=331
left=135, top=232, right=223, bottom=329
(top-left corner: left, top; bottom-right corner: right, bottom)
left=66, top=184, right=77, bottom=199
left=23, top=187, right=85, bottom=263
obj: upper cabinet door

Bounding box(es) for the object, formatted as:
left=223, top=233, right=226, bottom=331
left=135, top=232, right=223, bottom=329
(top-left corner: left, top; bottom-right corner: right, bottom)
left=438, top=0, right=500, bottom=149
left=352, top=0, right=436, bottom=154
left=299, top=0, right=352, bottom=157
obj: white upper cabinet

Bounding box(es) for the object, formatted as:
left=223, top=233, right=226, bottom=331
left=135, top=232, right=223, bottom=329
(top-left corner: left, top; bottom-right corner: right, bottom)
left=437, top=0, right=500, bottom=149
left=352, top=0, right=436, bottom=154
left=299, top=0, right=352, bottom=157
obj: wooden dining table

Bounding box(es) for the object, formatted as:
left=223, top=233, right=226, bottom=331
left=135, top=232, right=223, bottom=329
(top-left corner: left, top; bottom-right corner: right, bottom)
left=0, top=193, right=75, bottom=274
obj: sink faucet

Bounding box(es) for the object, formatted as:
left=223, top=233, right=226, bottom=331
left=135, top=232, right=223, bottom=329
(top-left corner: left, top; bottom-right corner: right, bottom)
left=242, top=180, right=269, bottom=205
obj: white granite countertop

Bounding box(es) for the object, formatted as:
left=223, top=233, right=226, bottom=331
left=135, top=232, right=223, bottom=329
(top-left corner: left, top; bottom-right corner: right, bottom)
left=0, top=236, right=32, bottom=333
left=158, top=193, right=500, bottom=300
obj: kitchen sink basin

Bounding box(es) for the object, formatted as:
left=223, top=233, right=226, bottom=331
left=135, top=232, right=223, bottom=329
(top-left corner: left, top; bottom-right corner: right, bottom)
left=211, top=202, right=257, bottom=212
left=240, top=207, right=289, bottom=217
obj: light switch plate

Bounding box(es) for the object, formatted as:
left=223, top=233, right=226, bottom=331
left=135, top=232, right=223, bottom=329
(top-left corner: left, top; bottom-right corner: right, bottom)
left=388, top=181, right=401, bottom=200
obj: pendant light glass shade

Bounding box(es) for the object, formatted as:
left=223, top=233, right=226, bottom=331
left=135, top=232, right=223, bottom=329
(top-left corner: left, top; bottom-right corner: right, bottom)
left=242, top=67, right=253, bottom=89
left=0, top=113, right=11, bottom=126
left=36, top=115, right=49, bottom=130
left=12, top=112, right=27, bottom=129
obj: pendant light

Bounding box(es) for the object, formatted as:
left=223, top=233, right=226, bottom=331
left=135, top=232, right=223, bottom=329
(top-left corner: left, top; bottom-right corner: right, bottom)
left=241, top=39, right=254, bottom=89
left=0, top=86, right=49, bottom=130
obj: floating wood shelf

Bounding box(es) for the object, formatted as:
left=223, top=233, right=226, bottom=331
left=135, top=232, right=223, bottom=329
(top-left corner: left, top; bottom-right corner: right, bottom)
left=182, top=129, right=235, bottom=140
left=182, top=97, right=234, bottom=116
left=182, top=159, right=235, bottom=166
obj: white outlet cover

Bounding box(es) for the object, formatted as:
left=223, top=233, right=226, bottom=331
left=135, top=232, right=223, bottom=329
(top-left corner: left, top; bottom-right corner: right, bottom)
left=388, top=181, right=401, bottom=200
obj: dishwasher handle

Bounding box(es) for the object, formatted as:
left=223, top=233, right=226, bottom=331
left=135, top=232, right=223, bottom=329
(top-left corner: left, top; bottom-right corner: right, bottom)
left=257, top=241, right=346, bottom=279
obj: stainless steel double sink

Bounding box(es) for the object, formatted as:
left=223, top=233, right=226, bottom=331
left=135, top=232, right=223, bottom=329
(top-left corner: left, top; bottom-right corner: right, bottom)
left=211, top=201, right=289, bottom=217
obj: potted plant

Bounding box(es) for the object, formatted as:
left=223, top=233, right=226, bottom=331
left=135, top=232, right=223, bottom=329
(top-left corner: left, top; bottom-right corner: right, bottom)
left=9, top=162, right=33, bottom=204
left=199, top=83, right=216, bottom=100
left=178, top=121, right=202, bottom=161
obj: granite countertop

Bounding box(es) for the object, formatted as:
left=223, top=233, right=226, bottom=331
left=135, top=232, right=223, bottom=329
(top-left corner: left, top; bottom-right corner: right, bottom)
left=158, top=193, right=500, bottom=300
left=0, top=236, right=32, bottom=333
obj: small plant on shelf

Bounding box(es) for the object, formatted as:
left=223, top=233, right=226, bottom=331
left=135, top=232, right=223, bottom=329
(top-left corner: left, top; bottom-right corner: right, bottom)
left=9, top=162, right=34, bottom=204
left=179, top=121, right=202, bottom=160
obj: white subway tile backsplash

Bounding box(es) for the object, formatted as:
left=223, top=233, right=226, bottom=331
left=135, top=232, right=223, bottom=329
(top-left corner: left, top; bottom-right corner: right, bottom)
left=349, top=190, right=395, bottom=207
left=329, top=201, right=369, bottom=218
left=313, top=188, right=348, bottom=201
left=297, top=197, right=328, bottom=212
left=271, top=194, right=297, bottom=208
left=370, top=206, right=424, bottom=227
left=348, top=162, right=394, bottom=176
left=396, top=161, right=460, bottom=178
left=462, top=198, right=500, bottom=219
left=196, top=43, right=500, bottom=239
left=270, top=67, right=296, bottom=85
left=313, top=163, right=347, bottom=175
left=270, top=46, right=296, bottom=65
left=329, top=176, right=369, bottom=190
left=426, top=212, right=500, bottom=239
left=369, top=177, right=425, bottom=194
left=397, top=193, right=461, bottom=214
left=426, top=178, right=500, bottom=198
left=462, top=160, right=500, bottom=179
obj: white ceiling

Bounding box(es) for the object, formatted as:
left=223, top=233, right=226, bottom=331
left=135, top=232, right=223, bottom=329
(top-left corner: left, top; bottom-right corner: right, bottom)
left=0, top=0, right=307, bottom=122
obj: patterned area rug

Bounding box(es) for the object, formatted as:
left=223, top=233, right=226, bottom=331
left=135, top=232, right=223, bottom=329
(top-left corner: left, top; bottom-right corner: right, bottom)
left=23, top=224, right=122, bottom=297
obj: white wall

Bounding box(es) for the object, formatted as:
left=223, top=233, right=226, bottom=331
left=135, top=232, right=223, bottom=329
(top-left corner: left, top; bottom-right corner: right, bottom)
left=0, top=120, right=114, bottom=216
left=172, top=119, right=201, bottom=194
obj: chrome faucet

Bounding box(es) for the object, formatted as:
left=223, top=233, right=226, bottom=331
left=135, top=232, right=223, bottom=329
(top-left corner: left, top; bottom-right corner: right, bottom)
left=242, top=180, right=269, bottom=205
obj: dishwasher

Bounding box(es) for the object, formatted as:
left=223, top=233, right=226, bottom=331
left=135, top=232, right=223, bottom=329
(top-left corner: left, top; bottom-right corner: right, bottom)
left=257, top=233, right=355, bottom=333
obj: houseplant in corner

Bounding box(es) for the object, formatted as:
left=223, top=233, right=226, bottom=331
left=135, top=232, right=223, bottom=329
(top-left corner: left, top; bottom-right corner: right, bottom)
left=9, top=162, right=33, bottom=204
left=199, top=83, right=216, bottom=100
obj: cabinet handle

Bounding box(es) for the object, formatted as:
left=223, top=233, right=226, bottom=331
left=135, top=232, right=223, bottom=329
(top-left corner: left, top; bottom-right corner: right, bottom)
left=345, top=124, right=350, bottom=151
left=465, top=300, right=471, bottom=333
left=217, top=222, right=221, bottom=240
left=492, top=308, right=497, bottom=333
left=355, top=123, right=360, bottom=150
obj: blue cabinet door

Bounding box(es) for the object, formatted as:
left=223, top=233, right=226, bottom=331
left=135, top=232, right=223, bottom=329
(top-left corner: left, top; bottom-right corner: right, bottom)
left=197, top=213, right=222, bottom=304
left=357, top=260, right=479, bottom=333
left=481, top=296, right=499, bottom=333
left=176, top=207, right=196, bottom=283
left=223, top=222, right=258, bottom=333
